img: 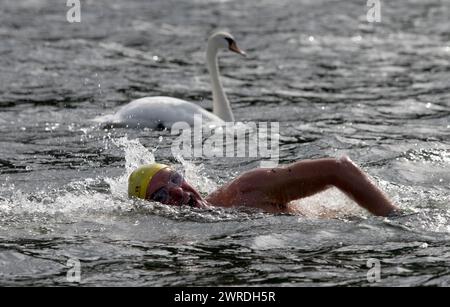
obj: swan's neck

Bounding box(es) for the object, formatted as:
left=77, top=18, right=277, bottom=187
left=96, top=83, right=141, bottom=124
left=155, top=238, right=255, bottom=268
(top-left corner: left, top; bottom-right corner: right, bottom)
left=206, top=45, right=234, bottom=122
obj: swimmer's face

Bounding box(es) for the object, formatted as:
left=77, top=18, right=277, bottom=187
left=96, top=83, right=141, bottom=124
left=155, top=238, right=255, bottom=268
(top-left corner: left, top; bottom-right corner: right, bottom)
left=145, top=168, right=204, bottom=208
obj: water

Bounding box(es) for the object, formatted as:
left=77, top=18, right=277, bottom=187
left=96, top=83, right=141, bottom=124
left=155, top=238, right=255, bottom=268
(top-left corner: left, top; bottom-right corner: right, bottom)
left=0, top=0, right=449, bottom=286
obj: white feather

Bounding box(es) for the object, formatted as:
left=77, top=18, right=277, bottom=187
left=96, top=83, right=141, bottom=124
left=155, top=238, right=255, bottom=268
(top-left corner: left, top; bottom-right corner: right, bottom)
left=95, top=31, right=244, bottom=129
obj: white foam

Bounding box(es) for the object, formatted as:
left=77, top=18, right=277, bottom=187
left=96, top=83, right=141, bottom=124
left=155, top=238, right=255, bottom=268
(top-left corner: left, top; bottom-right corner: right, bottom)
left=1, top=137, right=448, bottom=233
left=292, top=187, right=363, bottom=218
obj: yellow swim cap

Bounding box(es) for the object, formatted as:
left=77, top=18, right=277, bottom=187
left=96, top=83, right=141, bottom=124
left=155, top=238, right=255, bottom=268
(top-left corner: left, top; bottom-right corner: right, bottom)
left=128, top=163, right=169, bottom=199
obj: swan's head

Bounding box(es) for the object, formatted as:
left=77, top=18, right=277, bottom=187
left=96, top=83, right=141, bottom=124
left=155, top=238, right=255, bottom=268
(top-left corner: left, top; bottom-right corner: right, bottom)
left=208, top=31, right=246, bottom=56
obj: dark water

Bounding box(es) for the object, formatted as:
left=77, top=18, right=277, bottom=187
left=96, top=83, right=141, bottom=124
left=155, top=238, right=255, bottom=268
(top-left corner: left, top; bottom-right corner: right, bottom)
left=0, top=0, right=449, bottom=286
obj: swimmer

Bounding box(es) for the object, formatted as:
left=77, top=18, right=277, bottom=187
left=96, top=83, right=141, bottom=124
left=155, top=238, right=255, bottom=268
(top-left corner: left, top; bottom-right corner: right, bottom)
left=128, top=156, right=399, bottom=216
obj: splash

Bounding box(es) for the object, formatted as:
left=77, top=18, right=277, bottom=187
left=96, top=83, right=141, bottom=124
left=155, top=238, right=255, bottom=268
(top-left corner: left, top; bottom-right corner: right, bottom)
left=108, top=136, right=218, bottom=195
left=292, top=187, right=364, bottom=219
left=107, top=137, right=157, bottom=198
left=175, top=154, right=218, bottom=194
left=0, top=136, right=235, bottom=225
left=0, top=136, right=156, bottom=222
left=0, top=136, right=448, bottom=231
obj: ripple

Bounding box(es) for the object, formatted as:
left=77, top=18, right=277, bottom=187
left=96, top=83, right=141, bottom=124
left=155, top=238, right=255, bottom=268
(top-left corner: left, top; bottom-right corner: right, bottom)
left=0, top=0, right=449, bottom=286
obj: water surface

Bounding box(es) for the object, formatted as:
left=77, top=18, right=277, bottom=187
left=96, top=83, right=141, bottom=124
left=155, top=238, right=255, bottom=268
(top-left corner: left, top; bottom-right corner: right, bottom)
left=0, top=0, right=449, bottom=286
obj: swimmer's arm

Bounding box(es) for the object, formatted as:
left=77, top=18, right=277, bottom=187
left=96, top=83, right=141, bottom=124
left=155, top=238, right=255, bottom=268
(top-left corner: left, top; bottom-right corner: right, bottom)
left=263, top=159, right=338, bottom=203
left=241, top=157, right=398, bottom=216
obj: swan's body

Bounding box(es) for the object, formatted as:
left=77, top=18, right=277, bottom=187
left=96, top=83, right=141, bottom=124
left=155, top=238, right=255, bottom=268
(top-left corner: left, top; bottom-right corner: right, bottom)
left=100, top=32, right=245, bottom=129
left=107, top=96, right=224, bottom=128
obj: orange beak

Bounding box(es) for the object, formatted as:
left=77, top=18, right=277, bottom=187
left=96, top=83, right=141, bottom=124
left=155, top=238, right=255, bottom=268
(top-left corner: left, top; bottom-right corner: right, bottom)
left=229, top=41, right=247, bottom=57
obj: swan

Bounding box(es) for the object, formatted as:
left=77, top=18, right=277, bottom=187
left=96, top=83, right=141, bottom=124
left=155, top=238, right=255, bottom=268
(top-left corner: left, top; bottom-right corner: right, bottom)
left=99, top=31, right=246, bottom=129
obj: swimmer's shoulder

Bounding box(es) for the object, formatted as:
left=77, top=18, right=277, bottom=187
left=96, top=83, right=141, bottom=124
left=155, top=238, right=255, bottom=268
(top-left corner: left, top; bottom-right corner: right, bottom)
left=205, top=181, right=237, bottom=208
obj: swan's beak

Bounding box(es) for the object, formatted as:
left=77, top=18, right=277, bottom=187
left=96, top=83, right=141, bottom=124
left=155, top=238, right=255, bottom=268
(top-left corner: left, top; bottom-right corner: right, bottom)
left=229, top=41, right=247, bottom=57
